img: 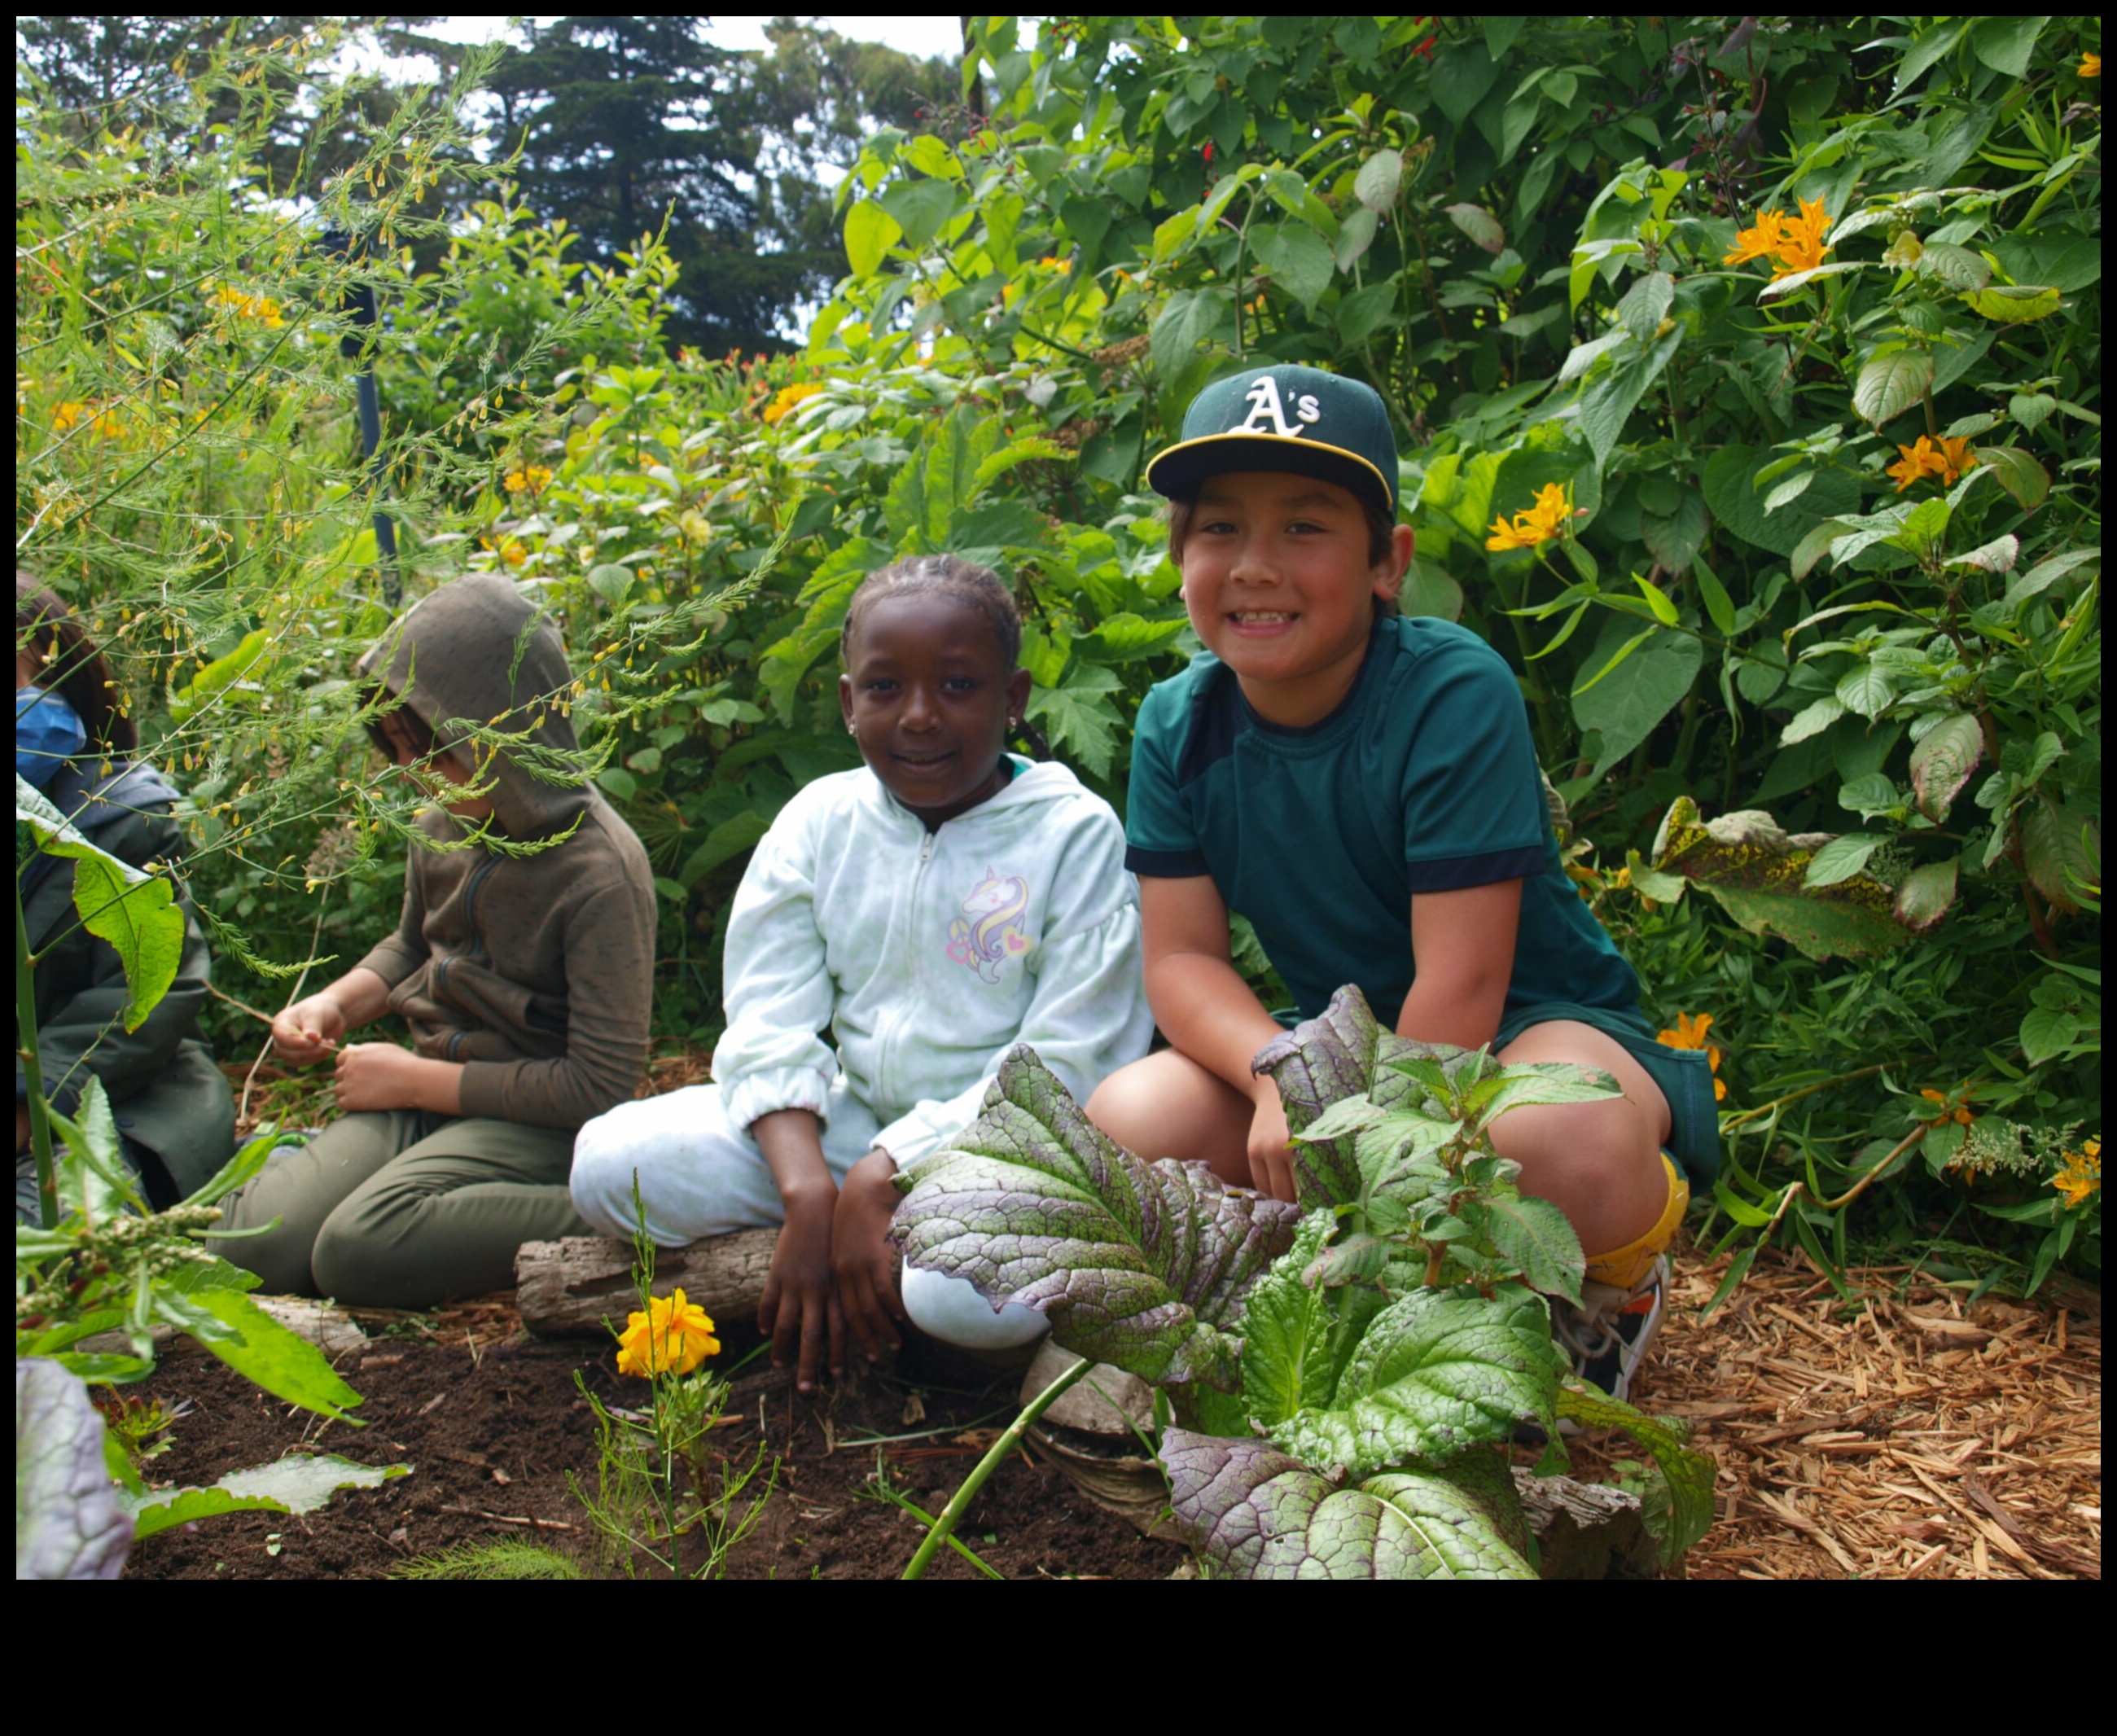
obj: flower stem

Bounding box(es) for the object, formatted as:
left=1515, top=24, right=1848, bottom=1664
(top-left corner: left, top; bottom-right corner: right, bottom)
left=15, top=885, right=57, bottom=1230
left=901, top=1350, right=1089, bottom=1580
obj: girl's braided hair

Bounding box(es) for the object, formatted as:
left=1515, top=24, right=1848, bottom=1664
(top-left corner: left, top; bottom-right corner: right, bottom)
left=839, top=554, right=1050, bottom=759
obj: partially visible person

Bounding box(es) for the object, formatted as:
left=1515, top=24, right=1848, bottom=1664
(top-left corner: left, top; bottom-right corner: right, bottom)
left=16, top=575, right=235, bottom=1221
left=216, top=574, right=656, bottom=1306
left=570, top=555, right=1155, bottom=1392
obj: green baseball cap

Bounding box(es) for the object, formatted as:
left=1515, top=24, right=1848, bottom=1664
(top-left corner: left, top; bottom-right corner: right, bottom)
left=1146, top=363, right=1400, bottom=517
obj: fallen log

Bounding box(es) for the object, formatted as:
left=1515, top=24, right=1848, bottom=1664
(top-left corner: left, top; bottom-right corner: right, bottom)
left=515, top=1230, right=780, bottom=1338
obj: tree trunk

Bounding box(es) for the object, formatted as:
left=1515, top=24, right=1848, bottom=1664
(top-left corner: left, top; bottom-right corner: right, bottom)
left=514, top=1230, right=780, bottom=1339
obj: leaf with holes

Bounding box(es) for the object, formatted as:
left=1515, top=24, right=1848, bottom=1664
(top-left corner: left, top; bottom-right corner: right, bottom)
left=889, top=1048, right=1300, bottom=1389
left=1160, top=1430, right=1533, bottom=1580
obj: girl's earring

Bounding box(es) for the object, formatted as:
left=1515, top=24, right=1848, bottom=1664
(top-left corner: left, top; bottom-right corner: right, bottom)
left=845, top=719, right=857, bottom=734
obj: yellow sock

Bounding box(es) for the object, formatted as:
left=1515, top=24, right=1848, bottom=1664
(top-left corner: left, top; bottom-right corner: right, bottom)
left=1583, top=1155, right=1689, bottom=1291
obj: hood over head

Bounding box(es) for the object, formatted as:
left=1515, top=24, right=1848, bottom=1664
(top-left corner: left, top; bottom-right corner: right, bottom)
left=357, top=575, right=590, bottom=839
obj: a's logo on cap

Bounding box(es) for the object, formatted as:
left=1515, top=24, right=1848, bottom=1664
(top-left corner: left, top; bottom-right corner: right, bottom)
left=1232, top=374, right=1322, bottom=439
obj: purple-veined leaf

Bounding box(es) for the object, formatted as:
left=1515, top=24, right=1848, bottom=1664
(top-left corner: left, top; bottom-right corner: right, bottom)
left=16, top=1357, right=133, bottom=1580
left=1893, top=858, right=1960, bottom=933
left=1909, top=713, right=1983, bottom=822
left=1251, top=985, right=1417, bottom=1207
left=889, top=1048, right=1299, bottom=1389
left=1160, top=1429, right=1533, bottom=1580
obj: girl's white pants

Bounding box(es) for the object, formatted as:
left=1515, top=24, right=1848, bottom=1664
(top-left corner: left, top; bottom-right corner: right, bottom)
left=570, top=1078, right=1046, bottom=1352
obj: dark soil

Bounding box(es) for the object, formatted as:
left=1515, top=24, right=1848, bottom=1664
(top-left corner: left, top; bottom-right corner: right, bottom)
left=121, top=1321, right=1188, bottom=1581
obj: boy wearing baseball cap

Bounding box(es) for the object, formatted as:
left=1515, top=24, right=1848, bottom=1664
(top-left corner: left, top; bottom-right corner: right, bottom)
left=1086, top=364, right=1717, bottom=1400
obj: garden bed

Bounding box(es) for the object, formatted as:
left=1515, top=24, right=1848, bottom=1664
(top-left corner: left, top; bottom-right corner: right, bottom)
left=120, top=1242, right=2098, bottom=1581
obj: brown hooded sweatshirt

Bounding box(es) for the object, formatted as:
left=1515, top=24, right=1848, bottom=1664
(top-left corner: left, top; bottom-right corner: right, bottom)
left=353, top=575, right=655, bottom=1131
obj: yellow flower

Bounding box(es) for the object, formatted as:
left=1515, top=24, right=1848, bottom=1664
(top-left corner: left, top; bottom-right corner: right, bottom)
left=2080, top=51, right=2100, bottom=77
left=1723, top=208, right=1789, bottom=268
left=1484, top=483, right=1574, bottom=551
left=615, top=1287, right=721, bottom=1378
left=52, top=399, right=125, bottom=438
left=2050, top=1138, right=2100, bottom=1211
left=503, top=464, right=554, bottom=494
left=761, top=382, right=823, bottom=426
left=1658, top=1011, right=1726, bottom=1100
left=1919, top=1087, right=1975, bottom=1127
left=213, top=284, right=285, bottom=327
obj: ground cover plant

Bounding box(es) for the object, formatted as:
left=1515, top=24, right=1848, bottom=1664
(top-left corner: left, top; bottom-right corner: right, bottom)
left=888, top=992, right=1716, bottom=1579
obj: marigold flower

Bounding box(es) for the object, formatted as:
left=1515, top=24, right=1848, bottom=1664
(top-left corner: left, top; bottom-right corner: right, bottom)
left=2080, top=51, right=2100, bottom=77
left=1658, top=1011, right=1726, bottom=1100
left=616, top=1287, right=721, bottom=1378
left=503, top=464, right=554, bottom=494
left=2050, top=1138, right=2100, bottom=1211
left=762, top=381, right=823, bottom=426
left=1484, top=483, right=1575, bottom=551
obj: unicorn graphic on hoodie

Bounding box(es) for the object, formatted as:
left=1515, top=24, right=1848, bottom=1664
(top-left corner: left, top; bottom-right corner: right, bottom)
left=947, top=866, right=1031, bottom=984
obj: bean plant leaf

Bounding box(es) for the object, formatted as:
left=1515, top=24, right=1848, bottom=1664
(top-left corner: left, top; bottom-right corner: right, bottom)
left=1909, top=714, right=1983, bottom=821
left=889, top=1048, right=1300, bottom=1389
left=1160, top=1429, right=1534, bottom=1580
left=1269, top=1282, right=1564, bottom=1478
left=17, top=773, right=185, bottom=1031
left=1251, top=985, right=1417, bottom=1207
left=1552, top=1381, right=1716, bottom=1565
left=16, top=1357, right=133, bottom=1580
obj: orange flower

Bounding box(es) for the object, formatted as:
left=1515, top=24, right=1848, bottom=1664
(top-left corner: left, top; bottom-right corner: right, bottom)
left=1919, top=1088, right=1975, bottom=1127
left=1888, top=434, right=1979, bottom=492
left=2079, top=51, right=2100, bottom=77
left=1484, top=484, right=1575, bottom=551
left=1724, top=208, right=1788, bottom=268
left=1658, top=1011, right=1726, bottom=1100
left=2050, top=1138, right=2100, bottom=1210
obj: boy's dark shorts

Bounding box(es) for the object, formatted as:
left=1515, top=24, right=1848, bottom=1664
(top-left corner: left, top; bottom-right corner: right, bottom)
left=1267, top=999, right=1722, bottom=1190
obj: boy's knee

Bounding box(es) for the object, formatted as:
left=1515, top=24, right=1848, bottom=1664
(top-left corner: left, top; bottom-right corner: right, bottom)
left=309, top=1208, right=379, bottom=1304
left=900, top=1264, right=1048, bottom=1352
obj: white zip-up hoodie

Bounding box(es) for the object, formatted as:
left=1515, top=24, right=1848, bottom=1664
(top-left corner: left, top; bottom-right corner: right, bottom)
left=712, top=758, right=1154, bottom=1167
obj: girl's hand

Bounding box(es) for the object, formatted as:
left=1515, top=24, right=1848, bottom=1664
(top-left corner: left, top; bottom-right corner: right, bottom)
left=331, top=1042, right=421, bottom=1113
left=759, top=1188, right=843, bottom=1393
left=832, top=1149, right=907, bottom=1364
left=1246, top=1081, right=1298, bottom=1203
left=273, top=993, right=346, bottom=1065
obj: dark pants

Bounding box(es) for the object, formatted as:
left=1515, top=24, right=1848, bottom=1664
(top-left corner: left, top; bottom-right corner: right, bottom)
left=215, top=1110, right=590, bottom=1308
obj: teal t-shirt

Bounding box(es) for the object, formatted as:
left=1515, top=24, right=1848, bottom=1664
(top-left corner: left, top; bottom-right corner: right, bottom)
left=1124, top=616, right=1643, bottom=1029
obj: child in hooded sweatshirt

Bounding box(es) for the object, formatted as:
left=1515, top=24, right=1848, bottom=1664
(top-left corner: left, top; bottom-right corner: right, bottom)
left=220, top=574, right=656, bottom=1307
left=571, top=555, right=1154, bottom=1392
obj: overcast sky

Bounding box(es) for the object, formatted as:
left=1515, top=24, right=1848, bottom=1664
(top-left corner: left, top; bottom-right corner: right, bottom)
left=423, top=15, right=969, bottom=62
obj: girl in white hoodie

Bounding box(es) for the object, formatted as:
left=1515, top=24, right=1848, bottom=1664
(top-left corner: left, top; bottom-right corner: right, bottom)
left=572, top=555, right=1154, bottom=1391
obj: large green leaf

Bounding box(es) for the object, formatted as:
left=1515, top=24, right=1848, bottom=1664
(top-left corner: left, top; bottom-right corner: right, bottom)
left=1702, top=446, right=1861, bottom=555
left=888, top=1049, right=1300, bottom=1389
left=843, top=199, right=902, bottom=277
left=1652, top=796, right=1909, bottom=962
left=18, top=773, right=185, bottom=1031
left=1552, top=1381, right=1715, bottom=1565
left=1235, top=1213, right=1390, bottom=1428
left=126, top=1453, right=411, bottom=1541
left=1269, top=1282, right=1563, bottom=1477
left=1852, top=348, right=1934, bottom=428
left=1572, top=623, right=1703, bottom=780
left=1251, top=222, right=1334, bottom=312
left=184, top=1291, right=366, bottom=1422
left=1161, top=1429, right=1534, bottom=1580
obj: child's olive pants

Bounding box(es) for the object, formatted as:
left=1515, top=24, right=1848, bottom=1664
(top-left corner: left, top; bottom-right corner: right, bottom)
left=216, top=1110, right=591, bottom=1309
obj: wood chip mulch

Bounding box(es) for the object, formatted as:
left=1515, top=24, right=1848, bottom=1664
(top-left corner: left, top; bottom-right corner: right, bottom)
left=1563, top=1243, right=2102, bottom=1580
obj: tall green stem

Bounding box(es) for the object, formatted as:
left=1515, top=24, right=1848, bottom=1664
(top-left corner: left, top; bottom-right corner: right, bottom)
left=901, top=1352, right=1089, bottom=1580
left=15, top=886, right=57, bottom=1230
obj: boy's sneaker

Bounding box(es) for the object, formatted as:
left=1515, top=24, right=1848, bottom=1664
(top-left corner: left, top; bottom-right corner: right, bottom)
left=1549, top=1255, right=1670, bottom=1409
